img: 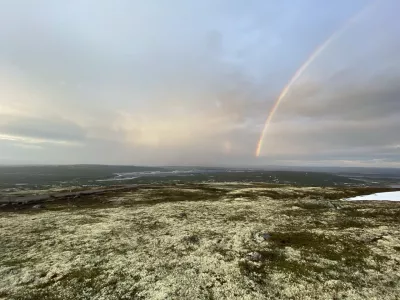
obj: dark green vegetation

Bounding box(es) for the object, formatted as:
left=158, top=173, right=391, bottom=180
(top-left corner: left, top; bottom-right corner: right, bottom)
left=2, top=183, right=399, bottom=213
left=131, top=170, right=363, bottom=186
left=1, top=164, right=394, bottom=198
left=0, top=165, right=166, bottom=190
left=239, top=231, right=379, bottom=285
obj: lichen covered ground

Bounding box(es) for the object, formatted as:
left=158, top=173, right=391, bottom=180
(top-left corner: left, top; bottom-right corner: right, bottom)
left=1, top=184, right=400, bottom=300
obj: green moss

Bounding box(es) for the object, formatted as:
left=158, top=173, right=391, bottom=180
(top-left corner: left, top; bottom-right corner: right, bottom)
left=262, top=190, right=292, bottom=200
left=183, top=234, right=201, bottom=245
left=75, top=216, right=103, bottom=225
left=333, top=217, right=367, bottom=229
left=211, top=245, right=236, bottom=261
left=238, top=229, right=379, bottom=290
left=292, top=201, right=334, bottom=210
left=225, top=211, right=255, bottom=222
left=267, top=231, right=369, bottom=263
left=340, top=206, right=400, bottom=224
left=1, top=257, right=35, bottom=268
left=226, top=192, right=258, bottom=201
left=136, top=188, right=224, bottom=205
left=17, top=268, right=140, bottom=300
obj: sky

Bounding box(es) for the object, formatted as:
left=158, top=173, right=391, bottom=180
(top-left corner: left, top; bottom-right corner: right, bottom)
left=0, top=0, right=399, bottom=167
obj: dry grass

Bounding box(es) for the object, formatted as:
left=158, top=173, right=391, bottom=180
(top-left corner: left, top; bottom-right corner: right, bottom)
left=0, top=184, right=399, bottom=299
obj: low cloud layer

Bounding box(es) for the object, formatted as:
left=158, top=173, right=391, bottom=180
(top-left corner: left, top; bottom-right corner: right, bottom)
left=0, top=0, right=399, bottom=167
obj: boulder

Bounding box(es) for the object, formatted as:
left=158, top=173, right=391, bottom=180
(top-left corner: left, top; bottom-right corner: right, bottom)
left=247, top=251, right=263, bottom=262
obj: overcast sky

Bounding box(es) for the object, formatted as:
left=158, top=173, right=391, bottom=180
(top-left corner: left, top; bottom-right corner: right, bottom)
left=0, top=0, right=399, bottom=167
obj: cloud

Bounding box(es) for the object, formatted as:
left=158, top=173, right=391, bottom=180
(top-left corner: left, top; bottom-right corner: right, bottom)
left=0, top=116, right=86, bottom=145
left=277, top=71, right=400, bottom=122
left=255, top=2, right=400, bottom=163
left=0, top=0, right=399, bottom=166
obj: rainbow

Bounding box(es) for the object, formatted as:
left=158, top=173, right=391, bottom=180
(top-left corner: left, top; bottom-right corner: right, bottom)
left=255, top=3, right=374, bottom=157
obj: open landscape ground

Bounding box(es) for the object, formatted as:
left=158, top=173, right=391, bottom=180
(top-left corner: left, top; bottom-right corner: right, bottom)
left=1, top=183, right=400, bottom=299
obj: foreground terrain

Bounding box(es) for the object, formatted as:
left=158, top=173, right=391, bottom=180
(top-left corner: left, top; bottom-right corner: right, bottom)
left=1, top=183, right=400, bottom=299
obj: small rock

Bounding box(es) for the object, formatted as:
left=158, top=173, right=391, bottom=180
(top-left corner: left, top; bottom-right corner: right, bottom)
left=370, top=235, right=384, bottom=243
left=247, top=251, right=263, bottom=262
left=261, top=233, right=270, bottom=240
left=179, top=212, right=188, bottom=219
left=326, top=202, right=340, bottom=209
left=39, top=271, right=47, bottom=278
left=334, top=204, right=342, bottom=210
left=32, top=204, right=45, bottom=210
left=253, top=232, right=270, bottom=243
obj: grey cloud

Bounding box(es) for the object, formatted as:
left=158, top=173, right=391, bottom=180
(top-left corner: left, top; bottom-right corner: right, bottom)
left=258, top=20, right=400, bottom=162
left=0, top=0, right=399, bottom=166
left=279, top=78, right=400, bottom=121
left=0, top=116, right=86, bottom=143
left=266, top=117, right=400, bottom=151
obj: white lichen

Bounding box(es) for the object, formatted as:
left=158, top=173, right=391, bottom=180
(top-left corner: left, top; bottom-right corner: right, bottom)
left=0, top=184, right=399, bottom=300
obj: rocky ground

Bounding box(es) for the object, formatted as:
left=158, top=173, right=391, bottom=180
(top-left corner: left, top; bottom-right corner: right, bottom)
left=0, top=183, right=399, bottom=300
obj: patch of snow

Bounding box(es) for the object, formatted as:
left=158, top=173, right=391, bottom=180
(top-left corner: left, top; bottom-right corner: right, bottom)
left=347, top=191, right=400, bottom=201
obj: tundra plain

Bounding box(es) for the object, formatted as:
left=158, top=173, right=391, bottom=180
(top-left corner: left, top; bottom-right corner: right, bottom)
left=1, top=184, right=400, bottom=300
